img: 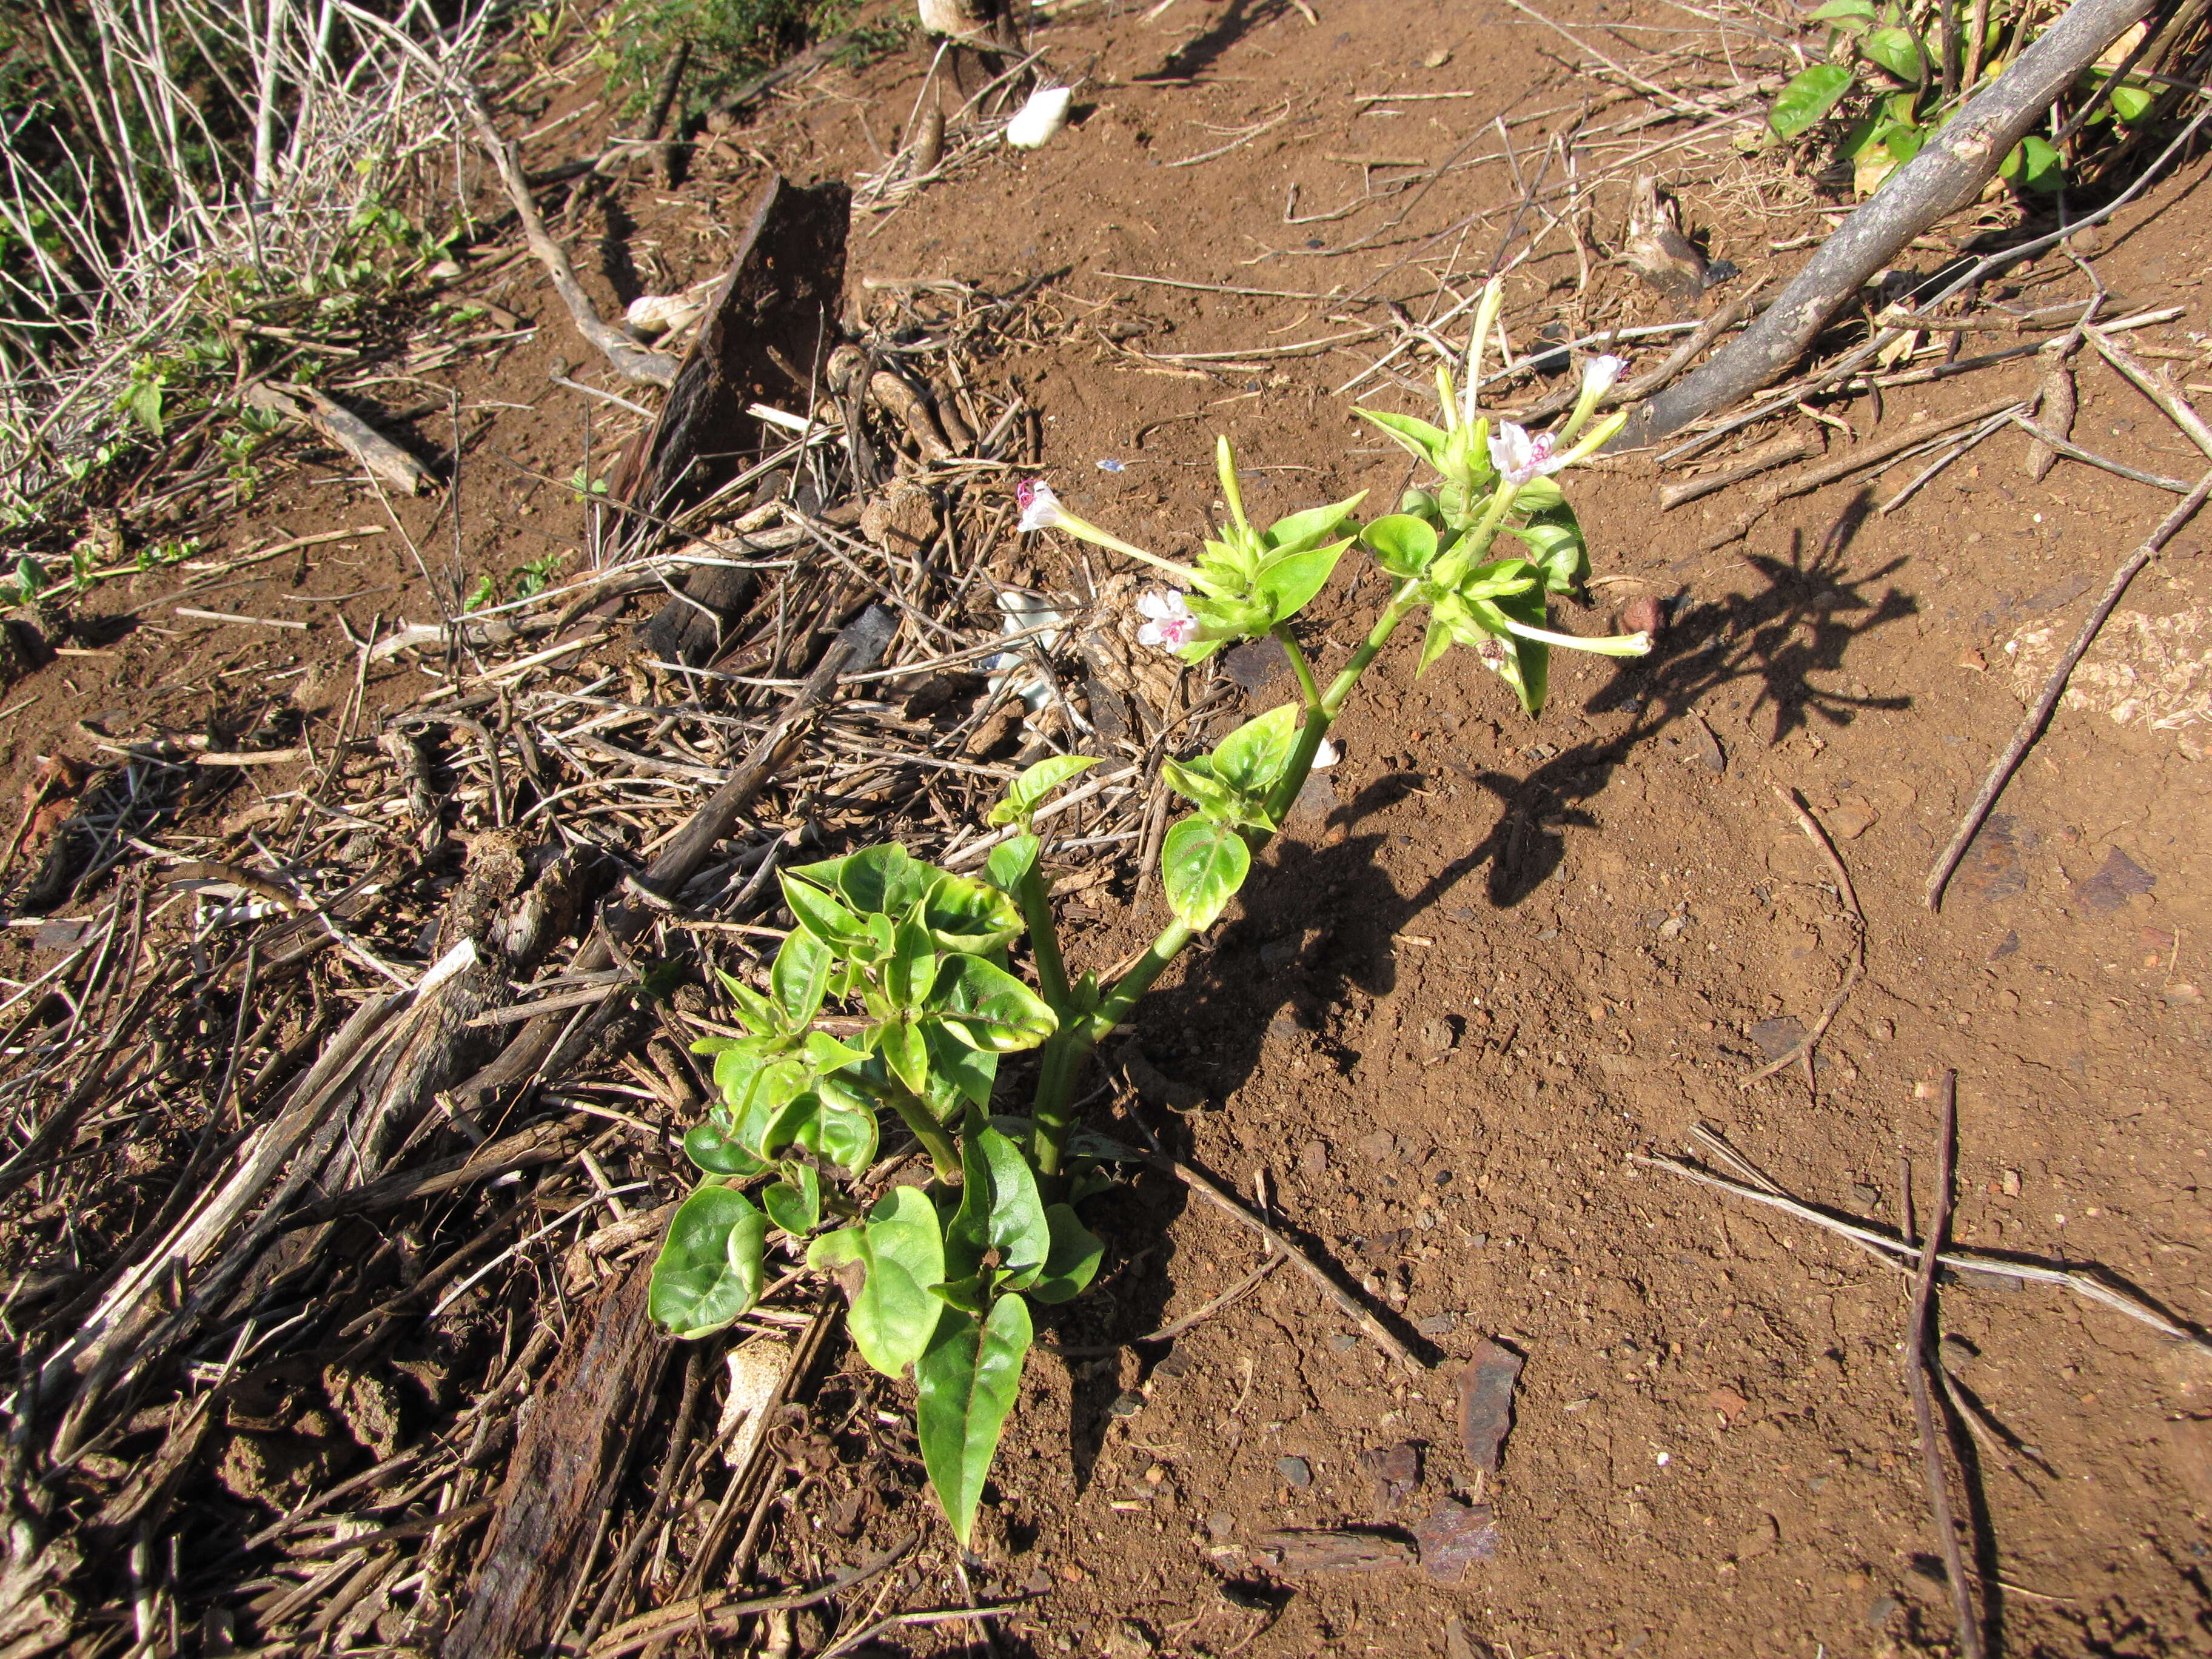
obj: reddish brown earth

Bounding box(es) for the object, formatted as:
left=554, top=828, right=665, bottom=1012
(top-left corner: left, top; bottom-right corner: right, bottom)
left=8, top=0, right=2212, bottom=1652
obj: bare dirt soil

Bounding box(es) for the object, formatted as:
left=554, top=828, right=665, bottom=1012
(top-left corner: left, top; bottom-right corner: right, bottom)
left=8, top=0, right=2212, bottom=1654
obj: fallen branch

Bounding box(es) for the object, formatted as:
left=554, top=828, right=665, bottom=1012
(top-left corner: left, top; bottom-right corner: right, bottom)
left=464, top=94, right=679, bottom=387
left=1612, top=0, right=2157, bottom=444
left=1925, top=468, right=2212, bottom=908
left=244, top=383, right=439, bottom=495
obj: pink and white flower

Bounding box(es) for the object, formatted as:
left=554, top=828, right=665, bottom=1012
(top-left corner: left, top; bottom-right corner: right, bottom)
left=1581, top=354, right=1626, bottom=398
left=1016, top=478, right=1064, bottom=533
left=1487, top=421, right=1564, bottom=488
left=1135, top=589, right=1198, bottom=650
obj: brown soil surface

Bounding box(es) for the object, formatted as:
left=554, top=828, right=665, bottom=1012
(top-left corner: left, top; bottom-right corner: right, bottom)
left=9, top=0, right=2212, bottom=1654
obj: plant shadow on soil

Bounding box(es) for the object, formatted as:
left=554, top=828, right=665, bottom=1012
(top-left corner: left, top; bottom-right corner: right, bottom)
left=1122, top=494, right=1919, bottom=1115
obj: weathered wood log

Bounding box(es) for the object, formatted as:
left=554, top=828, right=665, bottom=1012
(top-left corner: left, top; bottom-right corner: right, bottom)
left=443, top=1253, right=669, bottom=1659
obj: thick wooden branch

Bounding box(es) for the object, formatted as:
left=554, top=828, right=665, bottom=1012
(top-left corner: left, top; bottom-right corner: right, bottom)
left=1612, top=0, right=2156, bottom=447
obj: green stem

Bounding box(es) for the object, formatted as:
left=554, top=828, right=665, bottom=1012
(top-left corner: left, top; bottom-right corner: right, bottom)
left=1273, top=625, right=1322, bottom=712
left=886, top=1084, right=961, bottom=1182
left=1013, top=859, right=1070, bottom=1014
left=1319, top=578, right=1424, bottom=718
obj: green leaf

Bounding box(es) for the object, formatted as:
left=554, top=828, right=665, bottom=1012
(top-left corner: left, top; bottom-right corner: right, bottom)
left=988, top=756, right=1098, bottom=828
left=916, top=1293, right=1032, bottom=1547
left=714, top=969, right=783, bottom=1037
left=931, top=954, right=1057, bottom=1053
left=1159, top=756, right=1241, bottom=823
left=764, top=1164, right=822, bottom=1235
left=1355, top=407, right=1449, bottom=469
left=923, top=1022, right=1000, bottom=1111
left=2000, top=133, right=2061, bottom=191
left=835, top=843, right=929, bottom=917
left=1030, top=1204, right=1105, bottom=1304
left=803, top=1030, right=869, bottom=1074
left=809, top=1185, right=946, bottom=1376
left=945, top=1122, right=1052, bottom=1295
left=1210, top=703, right=1301, bottom=799
left=2108, top=83, right=2154, bottom=122
left=1860, top=25, right=1923, bottom=82
left=648, top=1186, right=768, bottom=1339
left=1510, top=500, right=1589, bottom=595
left=1253, top=539, right=1349, bottom=623
left=984, top=834, right=1041, bottom=893
left=1769, top=62, right=1853, bottom=136
left=885, top=911, right=939, bottom=1010
left=809, top=1094, right=880, bottom=1173
left=1362, top=513, right=1440, bottom=578
left=920, top=873, right=1025, bottom=956
left=769, top=930, right=832, bottom=1028
left=1260, top=492, right=1366, bottom=555
left=1808, top=0, right=1875, bottom=21
left=878, top=1018, right=932, bottom=1095
left=706, top=1037, right=768, bottom=1108
left=780, top=874, right=871, bottom=953
left=1161, top=816, right=1251, bottom=931
left=1472, top=587, right=1553, bottom=716
left=683, top=1119, right=766, bottom=1178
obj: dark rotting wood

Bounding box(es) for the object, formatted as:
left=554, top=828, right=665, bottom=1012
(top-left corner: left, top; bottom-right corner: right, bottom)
left=443, top=1252, right=669, bottom=1659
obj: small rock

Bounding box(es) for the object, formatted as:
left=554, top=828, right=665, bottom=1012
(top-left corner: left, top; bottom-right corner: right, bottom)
left=1356, top=1131, right=1399, bottom=1163
left=2000, top=1168, right=2022, bottom=1197
left=1327, top=1332, right=1360, bottom=1353
left=1412, top=1500, right=1500, bottom=1583
left=1421, top=1017, right=1458, bottom=1054
left=1276, top=1455, right=1313, bottom=1489
left=1618, top=594, right=1664, bottom=637
left=1748, top=1015, right=1805, bottom=1060
left=1108, top=1391, right=1146, bottom=1418
left=1872, top=1018, right=1895, bottom=1042
left=1865, top=1595, right=1901, bottom=1627
left=1849, top=1183, right=1880, bottom=1208
left=2073, top=846, right=2155, bottom=915
left=1204, top=1510, right=1238, bottom=1542
left=1298, top=1139, right=1329, bottom=1176
left=1252, top=1526, right=1415, bottom=1574
left=1422, top=46, right=1452, bottom=67
left=1455, top=1340, right=1524, bottom=1475
left=1361, top=1441, right=1422, bottom=1510
left=1827, top=801, right=1878, bottom=839
left=1416, top=1312, right=1460, bottom=1338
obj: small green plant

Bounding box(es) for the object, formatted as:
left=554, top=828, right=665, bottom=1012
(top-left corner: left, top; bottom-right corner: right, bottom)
left=466, top=551, right=570, bottom=610
left=567, top=466, right=611, bottom=504
left=1768, top=0, right=2157, bottom=193
left=647, top=283, right=1652, bottom=1545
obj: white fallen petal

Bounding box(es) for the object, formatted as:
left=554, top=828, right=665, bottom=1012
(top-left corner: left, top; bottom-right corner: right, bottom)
left=1313, top=737, right=1340, bottom=769
left=625, top=292, right=706, bottom=338
left=1005, top=84, right=1073, bottom=150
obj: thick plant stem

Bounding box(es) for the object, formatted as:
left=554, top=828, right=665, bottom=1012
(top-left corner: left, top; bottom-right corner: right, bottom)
left=1014, top=862, right=1070, bottom=1013
left=1321, top=580, right=1424, bottom=717
left=888, top=1085, right=961, bottom=1182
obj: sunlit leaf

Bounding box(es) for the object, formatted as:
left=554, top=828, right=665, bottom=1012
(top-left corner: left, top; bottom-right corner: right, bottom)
left=915, top=1293, right=1032, bottom=1546
left=1209, top=703, right=1301, bottom=799
left=763, top=1164, right=822, bottom=1236
left=1361, top=513, right=1439, bottom=578
left=1769, top=62, right=1853, bottom=137
left=931, top=954, right=1057, bottom=1053
left=648, top=1185, right=767, bottom=1339
left=1161, top=816, right=1250, bottom=931
left=987, top=756, right=1098, bottom=828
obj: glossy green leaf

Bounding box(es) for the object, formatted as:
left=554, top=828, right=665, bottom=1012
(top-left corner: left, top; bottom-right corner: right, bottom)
left=1159, top=756, right=1241, bottom=823
left=942, top=1122, right=1051, bottom=1299
left=763, top=1164, right=822, bottom=1236
left=649, top=1186, right=767, bottom=1339
left=923, top=1022, right=1000, bottom=1110
left=920, top=872, right=1025, bottom=956
left=1355, top=407, right=1449, bottom=469
left=878, top=1017, right=931, bottom=1095
left=1261, top=492, right=1366, bottom=555
left=932, top=954, right=1057, bottom=1053
left=836, top=843, right=929, bottom=917
left=1999, top=133, right=2061, bottom=191
left=683, top=1119, right=766, bottom=1177
left=705, top=1037, right=767, bottom=1107
left=714, top=969, right=783, bottom=1037
left=1860, top=25, right=1923, bottom=82
left=984, top=833, right=1041, bottom=893
left=1030, top=1204, right=1105, bottom=1304
left=809, top=1094, right=880, bottom=1173
left=886, top=911, right=939, bottom=1010
left=1161, top=816, right=1251, bottom=931
left=809, top=1185, right=946, bottom=1376
left=780, top=874, right=870, bottom=952
left=1808, top=0, right=1874, bottom=22
left=988, top=756, right=1098, bottom=828
left=1253, top=539, right=1349, bottom=623
left=803, top=1030, right=869, bottom=1074
left=1210, top=703, right=1301, bottom=799
left=1769, top=62, right=1853, bottom=136
left=1361, top=513, right=1440, bottom=578
left=769, top=930, right=833, bottom=1028
left=916, top=1293, right=1033, bottom=1547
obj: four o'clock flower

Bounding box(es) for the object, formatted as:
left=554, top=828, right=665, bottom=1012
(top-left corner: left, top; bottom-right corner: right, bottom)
left=1015, top=477, right=1202, bottom=582
left=1134, top=589, right=1198, bottom=651
left=1560, top=352, right=1627, bottom=445
left=1487, top=422, right=1563, bottom=488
